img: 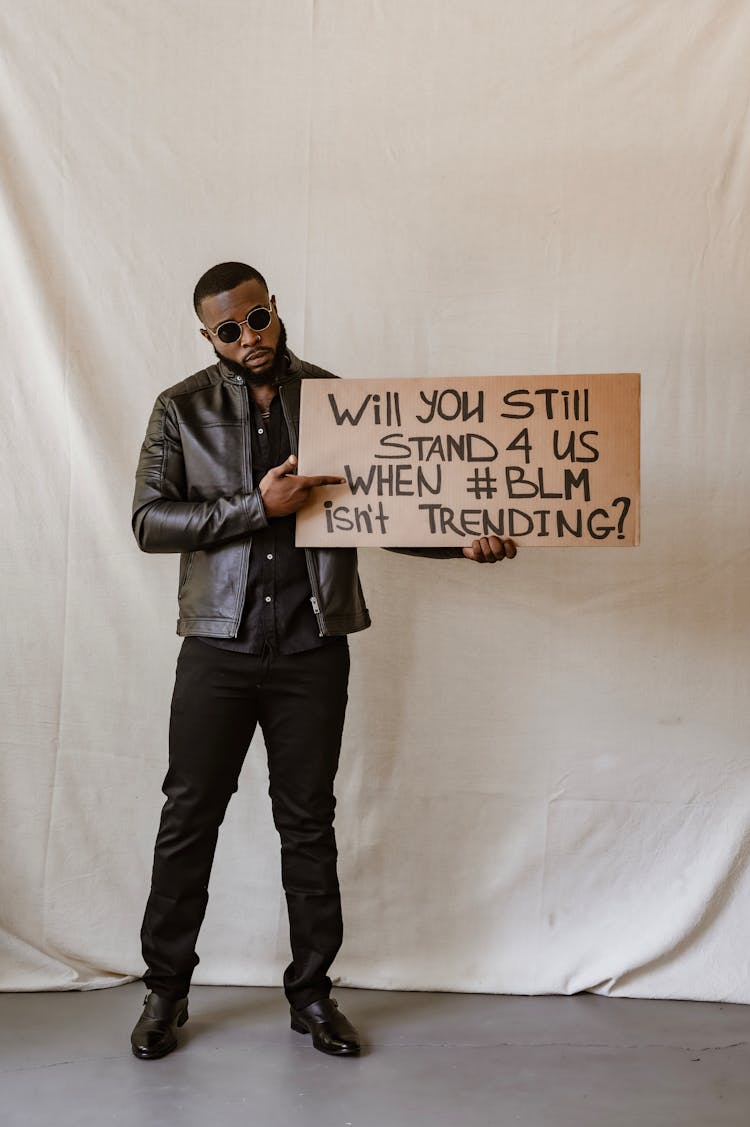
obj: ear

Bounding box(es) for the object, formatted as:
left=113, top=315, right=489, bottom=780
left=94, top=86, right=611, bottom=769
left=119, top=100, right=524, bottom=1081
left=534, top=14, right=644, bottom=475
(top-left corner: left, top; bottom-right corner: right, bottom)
left=199, top=327, right=210, bottom=341
left=271, top=294, right=277, bottom=312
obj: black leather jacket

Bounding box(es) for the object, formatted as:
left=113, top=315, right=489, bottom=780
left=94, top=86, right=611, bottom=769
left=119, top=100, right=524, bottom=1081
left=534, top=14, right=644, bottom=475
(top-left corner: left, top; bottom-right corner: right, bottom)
left=133, top=351, right=461, bottom=638
left=132, top=352, right=374, bottom=639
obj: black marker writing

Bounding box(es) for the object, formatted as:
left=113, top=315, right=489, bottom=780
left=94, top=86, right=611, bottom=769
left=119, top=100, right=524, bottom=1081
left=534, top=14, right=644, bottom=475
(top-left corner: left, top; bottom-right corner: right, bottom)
left=374, top=432, right=498, bottom=462
left=418, top=501, right=627, bottom=540
left=505, top=467, right=591, bottom=501
left=415, top=388, right=484, bottom=424
left=552, top=430, right=599, bottom=462
left=323, top=499, right=390, bottom=534
left=501, top=387, right=590, bottom=421
left=327, top=392, right=401, bottom=427
left=344, top=463, right=442, bottom=497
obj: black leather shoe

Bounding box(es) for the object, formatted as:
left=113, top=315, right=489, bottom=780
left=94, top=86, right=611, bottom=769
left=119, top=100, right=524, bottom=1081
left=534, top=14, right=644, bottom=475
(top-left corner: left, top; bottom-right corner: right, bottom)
left=130, top=992, right=189, bottom=1060
left=290, top=997, right=360, bottom=1056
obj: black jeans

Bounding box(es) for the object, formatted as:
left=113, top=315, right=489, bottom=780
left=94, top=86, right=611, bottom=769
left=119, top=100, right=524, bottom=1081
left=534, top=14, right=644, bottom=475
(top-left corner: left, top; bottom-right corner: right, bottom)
left=140, top=637, right=350, bottom=1010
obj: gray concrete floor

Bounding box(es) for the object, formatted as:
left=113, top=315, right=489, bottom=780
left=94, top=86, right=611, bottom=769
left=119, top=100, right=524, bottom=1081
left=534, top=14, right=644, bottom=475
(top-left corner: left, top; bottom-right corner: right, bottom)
left=1, top=983, right=749, bottom=1127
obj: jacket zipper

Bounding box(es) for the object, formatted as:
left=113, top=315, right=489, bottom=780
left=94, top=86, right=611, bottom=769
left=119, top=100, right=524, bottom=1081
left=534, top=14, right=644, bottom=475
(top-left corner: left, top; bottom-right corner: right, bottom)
left=278, top=383, right=328, bottom=636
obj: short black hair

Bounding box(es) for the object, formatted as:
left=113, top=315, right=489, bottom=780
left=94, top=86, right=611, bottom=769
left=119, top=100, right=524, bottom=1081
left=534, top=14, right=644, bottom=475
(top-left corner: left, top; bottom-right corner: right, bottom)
left=193, top=262, right=268, bottom=316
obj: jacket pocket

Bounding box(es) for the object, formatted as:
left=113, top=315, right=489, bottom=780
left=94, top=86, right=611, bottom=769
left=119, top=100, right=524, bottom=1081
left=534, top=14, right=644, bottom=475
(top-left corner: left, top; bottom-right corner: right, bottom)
left=178, top=551, right=194, bottom=595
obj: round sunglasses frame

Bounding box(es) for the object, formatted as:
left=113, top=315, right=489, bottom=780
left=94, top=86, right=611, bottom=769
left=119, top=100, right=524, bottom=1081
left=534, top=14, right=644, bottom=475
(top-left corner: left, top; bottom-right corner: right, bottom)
left=206, top=303, right=274, bottom=344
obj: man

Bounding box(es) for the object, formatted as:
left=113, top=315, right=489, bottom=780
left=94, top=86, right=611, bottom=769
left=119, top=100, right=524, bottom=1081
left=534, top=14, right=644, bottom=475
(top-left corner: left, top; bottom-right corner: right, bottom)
left=130, top=262, right=516, bottom=1060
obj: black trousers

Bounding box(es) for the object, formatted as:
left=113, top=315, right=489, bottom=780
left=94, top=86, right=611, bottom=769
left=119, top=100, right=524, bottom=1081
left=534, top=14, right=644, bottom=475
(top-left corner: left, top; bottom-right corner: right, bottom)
left=140, top=637, right=350, bottom=1010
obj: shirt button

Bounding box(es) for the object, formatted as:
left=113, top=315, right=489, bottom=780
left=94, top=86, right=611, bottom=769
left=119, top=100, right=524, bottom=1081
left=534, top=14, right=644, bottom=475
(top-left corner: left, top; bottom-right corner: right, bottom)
left=257, top=427, right=264, bottom=434
left=267, top=553, right=274, bottom=560
left=264, top=596, right=272, bottom=603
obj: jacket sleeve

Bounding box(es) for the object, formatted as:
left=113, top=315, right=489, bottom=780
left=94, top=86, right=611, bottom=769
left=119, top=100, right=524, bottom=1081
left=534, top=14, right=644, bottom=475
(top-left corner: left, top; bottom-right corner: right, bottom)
left=385, top=547, right=464, bottom=559
left=131, top=393, right=268, bottom=553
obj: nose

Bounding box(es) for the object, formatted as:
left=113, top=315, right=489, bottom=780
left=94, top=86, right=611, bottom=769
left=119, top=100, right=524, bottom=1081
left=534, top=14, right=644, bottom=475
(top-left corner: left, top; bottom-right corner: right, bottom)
left=239, top=320, right=262, bottom=345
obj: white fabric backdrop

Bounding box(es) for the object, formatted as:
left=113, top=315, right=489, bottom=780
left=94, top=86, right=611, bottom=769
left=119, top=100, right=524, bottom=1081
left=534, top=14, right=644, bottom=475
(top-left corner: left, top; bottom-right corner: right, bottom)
left=1, top=0, right=749, bottom=1002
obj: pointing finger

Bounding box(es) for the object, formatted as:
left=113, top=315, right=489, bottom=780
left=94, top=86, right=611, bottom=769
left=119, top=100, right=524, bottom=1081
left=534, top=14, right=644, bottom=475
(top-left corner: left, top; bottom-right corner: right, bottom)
left=296, top=474, right=346, bottom=488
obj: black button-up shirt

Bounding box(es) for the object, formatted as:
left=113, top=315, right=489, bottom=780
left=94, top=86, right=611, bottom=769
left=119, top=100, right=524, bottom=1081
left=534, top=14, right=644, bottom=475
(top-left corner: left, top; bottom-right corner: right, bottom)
left=201, top=390, right=334, bottom=655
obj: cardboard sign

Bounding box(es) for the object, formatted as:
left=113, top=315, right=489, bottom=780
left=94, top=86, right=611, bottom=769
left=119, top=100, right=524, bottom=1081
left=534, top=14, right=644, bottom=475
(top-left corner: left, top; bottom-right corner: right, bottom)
left=295, top=374, right=640, bottom=547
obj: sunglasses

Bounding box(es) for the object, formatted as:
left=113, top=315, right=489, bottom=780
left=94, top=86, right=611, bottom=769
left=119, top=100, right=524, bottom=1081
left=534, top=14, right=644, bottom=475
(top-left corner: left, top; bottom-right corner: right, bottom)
left=207, top=304, right=273, bottom=344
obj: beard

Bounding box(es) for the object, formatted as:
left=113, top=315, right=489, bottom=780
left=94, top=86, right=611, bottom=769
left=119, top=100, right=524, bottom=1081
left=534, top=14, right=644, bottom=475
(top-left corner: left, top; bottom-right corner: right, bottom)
left=213, top=319, right=288, bottom=387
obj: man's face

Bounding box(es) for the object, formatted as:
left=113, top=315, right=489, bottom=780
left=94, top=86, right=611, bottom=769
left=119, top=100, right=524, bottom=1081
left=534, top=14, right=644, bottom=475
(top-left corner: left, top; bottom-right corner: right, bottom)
left=198, top=279, right=282, bottom=381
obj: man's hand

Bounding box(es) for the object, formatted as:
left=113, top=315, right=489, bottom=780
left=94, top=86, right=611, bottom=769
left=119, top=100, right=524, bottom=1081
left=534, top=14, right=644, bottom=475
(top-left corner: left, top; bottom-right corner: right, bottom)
left=259, top=455, right=344, bottom=518
left=462, top=536, right=517, bottom=563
